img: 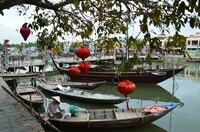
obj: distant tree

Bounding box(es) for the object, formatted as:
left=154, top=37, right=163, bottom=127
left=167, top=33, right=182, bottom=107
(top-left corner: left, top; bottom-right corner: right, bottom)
left=0, top=0, right=199, bottom=66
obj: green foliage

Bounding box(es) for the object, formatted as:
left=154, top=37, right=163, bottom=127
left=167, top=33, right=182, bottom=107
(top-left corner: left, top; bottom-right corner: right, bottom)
left=146, top=53, right=152, bottom=65
left=1, top=0, right=199, bottom=71
left=0, top=11, right=4, bottom=15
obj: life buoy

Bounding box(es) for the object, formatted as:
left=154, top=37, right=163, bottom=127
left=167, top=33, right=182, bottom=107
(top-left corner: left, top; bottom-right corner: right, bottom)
left=112, top=76, right=120, bottom=84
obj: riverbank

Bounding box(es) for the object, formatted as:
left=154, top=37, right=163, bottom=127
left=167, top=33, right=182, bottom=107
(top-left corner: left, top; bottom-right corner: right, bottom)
left=0, top=77, right=45, bottom=131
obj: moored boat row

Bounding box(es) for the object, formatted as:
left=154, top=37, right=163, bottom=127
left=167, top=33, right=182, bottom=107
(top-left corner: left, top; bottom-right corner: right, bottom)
left=51, top=57, right=186, bottom=85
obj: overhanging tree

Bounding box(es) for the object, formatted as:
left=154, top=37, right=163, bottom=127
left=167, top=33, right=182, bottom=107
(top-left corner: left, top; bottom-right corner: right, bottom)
left=0, top=0, right=199, bottom=66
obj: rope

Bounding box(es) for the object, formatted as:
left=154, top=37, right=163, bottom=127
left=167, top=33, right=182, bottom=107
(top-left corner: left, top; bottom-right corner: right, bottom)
left=125, top=96, right=130, bottom=110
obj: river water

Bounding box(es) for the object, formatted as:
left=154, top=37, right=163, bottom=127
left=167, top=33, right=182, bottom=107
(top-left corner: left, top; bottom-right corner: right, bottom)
left=18, top=61, right=200, bottom=132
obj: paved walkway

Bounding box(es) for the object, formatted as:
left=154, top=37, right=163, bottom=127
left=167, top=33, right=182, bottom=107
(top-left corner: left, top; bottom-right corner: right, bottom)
left=0, top=77, right=45, bottom=132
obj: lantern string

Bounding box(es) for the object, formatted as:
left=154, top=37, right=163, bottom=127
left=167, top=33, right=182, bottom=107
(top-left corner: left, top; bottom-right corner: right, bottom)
left=24, top=6, right=29, bottom=23
left=84, top=73, right=88, bottom=85
left=83, top=60, right=88, bottom=85
left=125, top=95, right=130, bottom=110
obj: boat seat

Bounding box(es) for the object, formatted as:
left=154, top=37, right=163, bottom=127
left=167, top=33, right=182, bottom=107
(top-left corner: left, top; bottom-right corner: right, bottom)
left=21, top=94, right=43, bottom=100
left=89, top=109, right=115, bottom=120
left=114, top=109, right=139, bottom=119
left=17, top=88, right=37, bottom=94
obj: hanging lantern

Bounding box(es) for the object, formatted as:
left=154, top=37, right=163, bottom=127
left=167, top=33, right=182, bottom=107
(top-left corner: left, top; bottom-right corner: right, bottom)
left=117, top=80, right=136, bottom=96
left=69, top=66, right=80, bottom=76
left=6, top=43, right=11, bottom=46
left=7, top=48, right=11, bottom=55
left=76, top=46, right=90, bottom=61
left=20, top=23, right=31, bottom=41
left=77, top=61, right=91, bottom=74
left=117, top=80, right=136, bottom=110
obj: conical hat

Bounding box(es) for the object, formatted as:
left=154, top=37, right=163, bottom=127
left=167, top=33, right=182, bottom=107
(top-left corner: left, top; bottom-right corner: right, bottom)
left=52, top=96, right=61, bottom=104
left=39, top=69, right=43, bottom=73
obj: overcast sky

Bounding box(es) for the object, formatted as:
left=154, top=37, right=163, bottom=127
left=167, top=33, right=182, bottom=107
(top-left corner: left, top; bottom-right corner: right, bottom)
left=0, top=7, right=199, bottom=44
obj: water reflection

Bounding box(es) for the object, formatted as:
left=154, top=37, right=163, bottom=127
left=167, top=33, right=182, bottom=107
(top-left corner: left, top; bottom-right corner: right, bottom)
left=182, top=62, right=200, bottom=82
left=93, top=84, right=183, bottom=106
left=42, top=123, right=167, bottom=132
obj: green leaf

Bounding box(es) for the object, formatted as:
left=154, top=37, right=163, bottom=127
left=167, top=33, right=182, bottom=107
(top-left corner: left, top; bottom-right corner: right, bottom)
left=74, top=0, right=80, bottom=9
left=190, top=18, right=195, bottom=28
left=81, top=1, right=86, bottom=11
left=146, top=53, right=152, bottom=65
left=178, top=1, right=186, bottom=15
left=0, top=11, right=4, bottom=16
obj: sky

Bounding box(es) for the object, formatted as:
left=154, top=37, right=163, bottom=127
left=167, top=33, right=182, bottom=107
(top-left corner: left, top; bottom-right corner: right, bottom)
left=0, top=7, right=199, bottom=44
left=0, top=8, right=38, bottom=44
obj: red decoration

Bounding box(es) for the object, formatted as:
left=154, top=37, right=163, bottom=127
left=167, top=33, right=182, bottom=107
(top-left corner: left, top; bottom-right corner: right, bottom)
left=7, top=48, right=11, bottom=55
left=118, top=80, right=136, bottom=96
left=20, top=23, right=31, bottom=41
left=6, top=43, right=11, bottom=46
left=77, top=61, right=91, bottom=74
left=76, top=46, right=90, bottom=60
left=7, top=51, right=10, bottom=55
left=6, top=43, right=11, bottom=55
left=69, top=66, right=80, bottom=76
left=117, top=80, right=136, bottom=110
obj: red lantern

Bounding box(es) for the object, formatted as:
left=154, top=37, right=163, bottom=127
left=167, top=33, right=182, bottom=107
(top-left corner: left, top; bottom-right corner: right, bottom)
left=5, top=43, right=11, bottom=55
left=69, top=67, right=80, bottom=76
left=118, top=80, right=136, bottom=110
left=117, top=80, right=136, bottom=96
left=20, top=23, right=31, bottom=41
left=6, top=43, right=11, bottom=46
left=78, top=61, right=91, bottom=74
left=76, top=46, right=90, bottom=60
left=7, top=48, right=11, bottom=55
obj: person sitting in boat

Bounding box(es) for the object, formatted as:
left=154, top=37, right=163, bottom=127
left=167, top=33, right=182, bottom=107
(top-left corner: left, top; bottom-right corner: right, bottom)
left=38, top=69, right=45, bottom=82
left=47, top=96, right=65, bottom=118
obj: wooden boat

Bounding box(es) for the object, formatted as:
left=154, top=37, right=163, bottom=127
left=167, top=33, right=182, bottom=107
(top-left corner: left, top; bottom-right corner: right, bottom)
left=38, top=83, right=127, bottom=104
left=37, top=78, right=106, bottom=90
left=52, top=57, right=186, bottom=85
left=16, top=84, right=45, bottom=106
left=47, top=103, right=179, bottom=130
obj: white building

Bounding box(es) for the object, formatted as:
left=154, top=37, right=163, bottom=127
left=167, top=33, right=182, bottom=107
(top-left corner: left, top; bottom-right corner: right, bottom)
left=186, top=32, right=200, bottom=56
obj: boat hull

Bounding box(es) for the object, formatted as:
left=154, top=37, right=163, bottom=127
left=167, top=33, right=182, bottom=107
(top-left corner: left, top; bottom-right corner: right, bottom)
left=52, top=57, right=185, bottom=85
left=47, top=103, right=178, bottom=129
left=38, top=84, right=127, bottom=104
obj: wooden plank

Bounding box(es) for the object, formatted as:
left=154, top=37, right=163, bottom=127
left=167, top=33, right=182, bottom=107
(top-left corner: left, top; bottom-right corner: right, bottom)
left=21, top=94, right=43, bottom=100
left=114, top=110, right=138, bottom=119
left=17, top=87, right=37, bottom=93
